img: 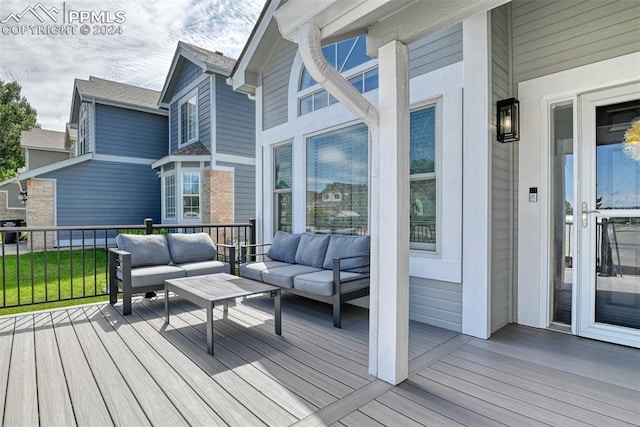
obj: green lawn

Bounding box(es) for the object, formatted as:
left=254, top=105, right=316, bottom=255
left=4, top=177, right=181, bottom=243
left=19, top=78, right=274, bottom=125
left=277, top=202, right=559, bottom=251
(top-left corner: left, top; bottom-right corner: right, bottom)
left=0, top=248, right=110, bottom=315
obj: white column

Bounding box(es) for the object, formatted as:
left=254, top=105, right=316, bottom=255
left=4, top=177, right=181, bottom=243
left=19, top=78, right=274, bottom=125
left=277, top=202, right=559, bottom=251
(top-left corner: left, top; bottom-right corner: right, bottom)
left=462, top=12, right=492, bottom=338
left=373, top=39, right=410, bottom=385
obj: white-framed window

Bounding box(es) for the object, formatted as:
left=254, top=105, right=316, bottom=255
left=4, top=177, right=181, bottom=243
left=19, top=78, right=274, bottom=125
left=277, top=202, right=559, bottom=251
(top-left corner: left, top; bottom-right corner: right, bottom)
left=179, top=94, right=198, bottom=145
left=298, top=35, right=378, bottom=116
left=306, top=123, right=369, bottom=235
left=77, top=102, right=91, bottom=156
left=182, top=171, right=200, bottom=219
left=164, top=174, right=176, bottom=219
left=273, top=143, right=293, bottom=232
left=410, top=104, right=438, bottom=251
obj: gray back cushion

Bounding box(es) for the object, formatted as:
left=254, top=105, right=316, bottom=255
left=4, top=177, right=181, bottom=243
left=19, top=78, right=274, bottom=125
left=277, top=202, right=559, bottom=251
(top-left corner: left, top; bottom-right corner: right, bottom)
left=267, top=231, right=300, bottom=263
left=323, top=235, right=370, bottom=271
left=116, top=234, right=172, bottom=267
left=295, top=233, right=331, bottom=268
left=166, top=232, right=217, bottom=264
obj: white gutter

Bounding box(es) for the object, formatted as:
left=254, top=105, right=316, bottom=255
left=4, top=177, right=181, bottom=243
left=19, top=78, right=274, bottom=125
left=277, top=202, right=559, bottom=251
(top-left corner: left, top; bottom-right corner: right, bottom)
left=297, top=22, right=379, bottom=131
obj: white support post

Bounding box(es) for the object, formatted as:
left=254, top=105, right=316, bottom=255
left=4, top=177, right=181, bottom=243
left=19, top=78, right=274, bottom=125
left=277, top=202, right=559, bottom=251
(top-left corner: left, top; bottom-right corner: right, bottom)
left=373, top=39, right=410, bottom=385
left=462, top=12, right=492, bottom=338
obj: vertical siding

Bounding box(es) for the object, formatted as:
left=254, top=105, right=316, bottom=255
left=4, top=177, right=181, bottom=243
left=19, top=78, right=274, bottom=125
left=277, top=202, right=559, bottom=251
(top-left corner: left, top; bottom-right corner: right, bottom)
left=175, top=60, right=203, bottom=94
left=512, top=0, right=640, bottom=85
left=42, top=160, right=161, bottom=225
left=217, top=162, right=256, bottom=223
left=410, top=277, right=462, bottom=332
left=198, top=78, right=211, bottom=152
left=94, top=105, right=168, bottom=159
left=491, top=3, right=513, bottom=333
left=409, top=23, right=463, bottom=78
left=262, top=40, right=297, bottom=130
left=216, top=76, right=256, bottom=158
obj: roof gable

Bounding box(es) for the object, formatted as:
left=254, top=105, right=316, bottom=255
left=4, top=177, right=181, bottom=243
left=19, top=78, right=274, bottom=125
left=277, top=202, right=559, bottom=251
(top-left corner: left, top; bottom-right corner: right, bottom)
left=69, top=76, right=162, bottom=123
left=159, top=41, right=237, bottom=105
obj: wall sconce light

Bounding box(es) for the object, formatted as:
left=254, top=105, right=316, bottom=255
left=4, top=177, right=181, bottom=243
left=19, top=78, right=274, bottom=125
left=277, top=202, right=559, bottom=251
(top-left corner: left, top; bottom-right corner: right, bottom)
left=497, top=97, right=520, bottom=143
left=19, top=190, right=28, bottom=204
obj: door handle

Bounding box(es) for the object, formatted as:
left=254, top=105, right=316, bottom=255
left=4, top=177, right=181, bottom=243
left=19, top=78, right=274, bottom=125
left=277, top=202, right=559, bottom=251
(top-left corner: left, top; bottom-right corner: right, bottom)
left=581, top=202, right=600, bottom=227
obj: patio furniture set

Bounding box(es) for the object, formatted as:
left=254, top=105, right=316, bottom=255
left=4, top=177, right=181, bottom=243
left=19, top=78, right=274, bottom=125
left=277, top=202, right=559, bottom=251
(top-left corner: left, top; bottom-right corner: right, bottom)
left=109, top=231, right=370, bottom=353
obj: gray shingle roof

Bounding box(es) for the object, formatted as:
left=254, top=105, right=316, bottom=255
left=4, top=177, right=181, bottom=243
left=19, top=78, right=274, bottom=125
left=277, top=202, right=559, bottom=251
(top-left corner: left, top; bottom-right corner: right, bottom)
left=75, top=76, right=161, bottom=109
left=20, top=128, right=66, bottom=151
left=178, top=41, right=236, bottom=72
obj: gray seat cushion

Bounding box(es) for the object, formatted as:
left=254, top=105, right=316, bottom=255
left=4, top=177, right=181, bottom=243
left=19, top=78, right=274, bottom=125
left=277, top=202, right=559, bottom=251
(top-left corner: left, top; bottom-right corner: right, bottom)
left=267, top=231, right=301, bottom=263
left=117, top=265, right=186, bottom=288
left=177, top=261, right=228, bottom=276
left=116, top=234, right=172, bottom=267
left=294, top=233, right=331, bottom=268
left=323, top=234, right=370, bottom=272
left=293, top=270, right=369, bottom=296
left=167, top=232, right=217, bottom=264
left=240, top=260, right=291, bottom=281
left=262, top=264, right=322, bottom=288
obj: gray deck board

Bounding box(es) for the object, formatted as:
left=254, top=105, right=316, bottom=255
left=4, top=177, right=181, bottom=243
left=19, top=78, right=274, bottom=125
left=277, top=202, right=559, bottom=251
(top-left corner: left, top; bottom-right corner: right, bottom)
left=33, top=312, right=76, bottom=427
left=49, top=309, right=113, bottom=426
left=157, top=297, right=321, bottom=418
left=101, top=303, right=271, bottom=426
left=0, top=316, right=15, bottom=424
left=131, top=300, right=298, bottom=426
left=1, top=295, right=638, bottom=427
left=66, top=307, right=151, bottom=426
left=3, top=315, right=38, bottom=426
left=81, top=306, right=193, bottom=426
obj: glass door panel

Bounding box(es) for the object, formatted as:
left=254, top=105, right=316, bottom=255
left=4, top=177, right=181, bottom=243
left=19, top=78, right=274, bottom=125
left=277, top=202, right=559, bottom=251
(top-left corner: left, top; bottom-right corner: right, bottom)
left=551, top=103, right=574, bottom=325
left=578, top=84, right=640, bottom=347
left=593, top=99, right=640, bottom=330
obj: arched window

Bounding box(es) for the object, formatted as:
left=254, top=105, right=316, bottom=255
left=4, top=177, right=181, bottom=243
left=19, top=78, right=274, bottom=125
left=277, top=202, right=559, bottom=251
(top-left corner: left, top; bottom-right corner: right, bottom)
left=298, top=35, right=378, bottom=116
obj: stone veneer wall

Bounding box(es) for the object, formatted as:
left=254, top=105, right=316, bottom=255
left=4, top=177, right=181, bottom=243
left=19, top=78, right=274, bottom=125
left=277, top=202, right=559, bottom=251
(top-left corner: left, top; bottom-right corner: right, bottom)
left=201, top=169, right=234, bottom=244
left=26, top=179, right=55, bottom=249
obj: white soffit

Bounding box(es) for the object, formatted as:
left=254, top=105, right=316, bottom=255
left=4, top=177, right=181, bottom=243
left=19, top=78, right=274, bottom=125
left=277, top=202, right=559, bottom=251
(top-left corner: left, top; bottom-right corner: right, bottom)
left=275, top=0, right=509, bottom=56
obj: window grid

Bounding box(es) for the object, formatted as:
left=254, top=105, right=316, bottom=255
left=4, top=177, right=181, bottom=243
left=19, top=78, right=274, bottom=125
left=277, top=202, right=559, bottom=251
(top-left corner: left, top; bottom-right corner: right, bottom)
left=180, top=95, right=197, bottom=145
left=274, top=144, right=293, bottom=233
left=182, top=172, right=200, bottom=219
left=410, top=106, right=437, bottom=250
left=164, top=175, right=176, bottom=219
left=78, top=102, right=91, bottom=156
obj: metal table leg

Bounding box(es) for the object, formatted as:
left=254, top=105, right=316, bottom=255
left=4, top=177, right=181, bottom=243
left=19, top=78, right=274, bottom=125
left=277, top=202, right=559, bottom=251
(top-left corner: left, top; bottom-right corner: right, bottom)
left=273, top=289, right=281, bottom=335
left=164, top=285, right=170, bottom=323
left=207, top=301, right=214, bottom=355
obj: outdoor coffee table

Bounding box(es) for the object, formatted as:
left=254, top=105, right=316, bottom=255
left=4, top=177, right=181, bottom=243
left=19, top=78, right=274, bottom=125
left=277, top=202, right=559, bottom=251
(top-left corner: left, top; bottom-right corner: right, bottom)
left=164, top=273, right=281, bottom=355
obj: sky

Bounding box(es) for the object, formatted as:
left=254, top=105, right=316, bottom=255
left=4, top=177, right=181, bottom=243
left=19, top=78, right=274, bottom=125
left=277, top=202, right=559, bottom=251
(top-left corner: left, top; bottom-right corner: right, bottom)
left=0, top=0, right=264, bottom=131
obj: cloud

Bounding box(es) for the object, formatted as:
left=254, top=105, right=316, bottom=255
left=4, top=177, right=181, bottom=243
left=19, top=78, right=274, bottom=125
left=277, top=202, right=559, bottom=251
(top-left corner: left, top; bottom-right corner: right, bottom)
left=0, top=0, right=264, bottom=130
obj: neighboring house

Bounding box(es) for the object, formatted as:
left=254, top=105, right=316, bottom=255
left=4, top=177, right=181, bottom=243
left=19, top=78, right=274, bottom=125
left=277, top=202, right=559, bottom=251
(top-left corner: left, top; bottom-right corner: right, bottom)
left=230, top=0, right=640, bottom=384
left=19, top=76, right=168, bottom=244
left=0, top=128, right=68, bottom=223
left=152, top=41, right=256, bottom=225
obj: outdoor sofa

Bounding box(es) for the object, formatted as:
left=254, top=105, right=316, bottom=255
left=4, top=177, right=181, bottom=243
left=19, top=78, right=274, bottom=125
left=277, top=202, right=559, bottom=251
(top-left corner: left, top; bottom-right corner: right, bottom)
left=240, top=231, right=370, bottom=327
left=109, top=232, right=235, bottom=315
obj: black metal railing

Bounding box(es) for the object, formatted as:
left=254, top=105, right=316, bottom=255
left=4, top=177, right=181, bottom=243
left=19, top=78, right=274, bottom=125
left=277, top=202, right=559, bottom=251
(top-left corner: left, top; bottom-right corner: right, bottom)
left=0, top=219, right=255, bottom=310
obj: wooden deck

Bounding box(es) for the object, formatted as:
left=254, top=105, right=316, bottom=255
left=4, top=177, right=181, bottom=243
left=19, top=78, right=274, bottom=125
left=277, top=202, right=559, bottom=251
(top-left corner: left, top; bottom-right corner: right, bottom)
left=1, top=293, right=638, bottom=426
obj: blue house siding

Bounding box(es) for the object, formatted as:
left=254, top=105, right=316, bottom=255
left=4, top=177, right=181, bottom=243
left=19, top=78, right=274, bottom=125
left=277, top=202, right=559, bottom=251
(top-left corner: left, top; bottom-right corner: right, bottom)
left=42, top=160, right=160, bottom=226
left=218, top=162, right=255, bottom=223
left=170, top=101, right=179, bottom=152
left=95, top=105, right=168, bottom=159
left=175, top=60, right=203, bottom=94
left=198, top=78, right=211, bottom=152
left=215, top=76, right=255, bottom=158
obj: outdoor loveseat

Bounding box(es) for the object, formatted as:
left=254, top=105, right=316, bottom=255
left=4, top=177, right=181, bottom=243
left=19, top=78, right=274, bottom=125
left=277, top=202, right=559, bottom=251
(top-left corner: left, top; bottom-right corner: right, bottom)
left=240, top=231, right=370, bottom=327
left=109, top=232, right=235, bottom=315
